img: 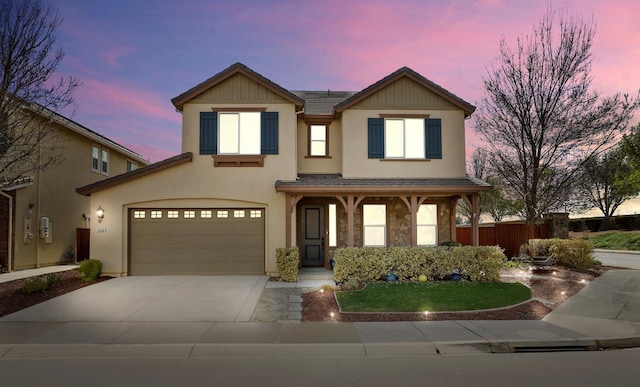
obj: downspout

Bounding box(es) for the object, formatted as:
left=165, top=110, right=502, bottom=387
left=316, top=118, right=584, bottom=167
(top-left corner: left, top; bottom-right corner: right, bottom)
left=36, top=166, right=41, bottom=267
left=0, top=190, right=12, bottom=272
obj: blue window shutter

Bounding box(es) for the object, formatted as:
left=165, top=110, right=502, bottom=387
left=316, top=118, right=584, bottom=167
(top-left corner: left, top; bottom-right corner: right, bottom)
left=261, top=111, right=279, bottom=155
left=200, top=112, right=217, bottom=155
left=368, top=118, right=384, bottom=159
left=425, top=118, right=442, bottom=159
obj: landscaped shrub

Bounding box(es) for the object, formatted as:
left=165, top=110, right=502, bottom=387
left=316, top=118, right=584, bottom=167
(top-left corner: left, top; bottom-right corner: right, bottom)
left=22, top=277, right=47, bottom=293
left=276, top=247, right=300, bottom=282
left=45, top=272, right=61, bottom=287
left=527, top=238, right=596, bottom=269
left=333, top=246, right=505, bottom=283
left=78, top=259, right=102, bottom=281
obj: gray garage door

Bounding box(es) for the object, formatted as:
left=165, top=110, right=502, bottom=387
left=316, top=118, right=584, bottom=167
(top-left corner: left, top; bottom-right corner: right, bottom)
left=129, top=208, right=264, bottom=275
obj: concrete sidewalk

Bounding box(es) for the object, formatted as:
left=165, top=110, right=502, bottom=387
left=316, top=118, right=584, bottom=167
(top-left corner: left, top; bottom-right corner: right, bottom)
left=0, top=267, right=639, bottom=359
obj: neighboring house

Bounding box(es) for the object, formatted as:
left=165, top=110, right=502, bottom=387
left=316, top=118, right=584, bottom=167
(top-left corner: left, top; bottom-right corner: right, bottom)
left=0, top=106, right=148, bottom=271
left=76, top=63, right=489, bottom=277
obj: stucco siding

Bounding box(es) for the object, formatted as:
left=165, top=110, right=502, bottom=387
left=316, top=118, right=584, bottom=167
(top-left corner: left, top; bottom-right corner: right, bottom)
left=88, top=161, right=286, bottom=276
left=13, top=123, right=142, bottom=270
left=296, top=120, right=342, bottom=174
left=341, top=109, right=467, bottom=178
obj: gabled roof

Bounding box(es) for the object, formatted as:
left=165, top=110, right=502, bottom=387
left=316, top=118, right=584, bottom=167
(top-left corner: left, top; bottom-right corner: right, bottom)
left=290, top=91, right=356, bottom=117
left=26, top=103, right=148, bottom=165
left=334, top=67, right=476, bottom=118
left=76, top=152, right=193, bottom=196
left=171, top=62, right=305, bottom=111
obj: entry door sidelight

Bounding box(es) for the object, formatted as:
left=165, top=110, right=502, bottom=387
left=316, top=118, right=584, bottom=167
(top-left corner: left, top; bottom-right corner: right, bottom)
left=301, top=205, right=324, bottom=266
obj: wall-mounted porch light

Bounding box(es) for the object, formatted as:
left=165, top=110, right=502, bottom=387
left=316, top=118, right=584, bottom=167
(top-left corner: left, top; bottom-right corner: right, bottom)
left=96, top=206, right=105, bottom=223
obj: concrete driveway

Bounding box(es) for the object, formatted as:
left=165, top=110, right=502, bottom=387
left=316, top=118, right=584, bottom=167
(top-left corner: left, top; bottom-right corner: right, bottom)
left=1, top=276, right=268, bottom=322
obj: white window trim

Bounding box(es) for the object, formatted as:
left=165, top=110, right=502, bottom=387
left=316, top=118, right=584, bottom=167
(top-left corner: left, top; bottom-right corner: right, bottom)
left=417, top=204, right=438, bottom=246
left=91, top=145, right=100, bottom=173
left=363, top=204, right=386, bottom=247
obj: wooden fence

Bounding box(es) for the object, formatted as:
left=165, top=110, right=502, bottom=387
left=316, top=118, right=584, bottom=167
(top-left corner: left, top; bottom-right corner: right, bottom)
left=456, top=222, right=549, bottom=258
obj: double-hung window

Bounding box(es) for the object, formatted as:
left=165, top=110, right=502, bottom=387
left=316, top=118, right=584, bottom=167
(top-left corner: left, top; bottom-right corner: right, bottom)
left=363, top=204, right=386, bottom=246
left=417, top=204, right=438, bottom=246
left=91, top=146, right=100, bottom=172
left=101, top=149, right=109, bottom=175
left=309, top=125, right=328, bottom=156
left=92, top=145, right=109, bottom=175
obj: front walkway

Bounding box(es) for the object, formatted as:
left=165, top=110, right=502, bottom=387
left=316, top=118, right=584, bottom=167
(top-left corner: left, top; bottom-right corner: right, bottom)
left=0, top=265, right=79, bottom=284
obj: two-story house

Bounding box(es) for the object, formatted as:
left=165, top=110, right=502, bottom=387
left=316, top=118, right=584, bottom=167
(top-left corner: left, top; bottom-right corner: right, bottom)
left=0, top=105, right=148, bottom=271
left=76, top=63, right=489, bottom=277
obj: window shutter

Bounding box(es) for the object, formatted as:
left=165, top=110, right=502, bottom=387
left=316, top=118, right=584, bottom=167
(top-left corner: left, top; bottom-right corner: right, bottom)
left=425, top=118, right=442, bottom=159
left=261, top=111, right=279, bottom=155
left=200, top=112, right=218, bottom=155
left=368, top=118, right=384, bottom=158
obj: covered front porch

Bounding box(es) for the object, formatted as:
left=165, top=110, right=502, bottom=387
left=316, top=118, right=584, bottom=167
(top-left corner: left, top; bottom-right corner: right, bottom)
left=275, top=175, right=490, bottom=268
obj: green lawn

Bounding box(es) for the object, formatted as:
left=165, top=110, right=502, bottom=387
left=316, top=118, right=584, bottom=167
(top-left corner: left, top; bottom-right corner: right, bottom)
left=588, top=232, right=640, bottom=251
left=335, top=282, right=531, bottom=312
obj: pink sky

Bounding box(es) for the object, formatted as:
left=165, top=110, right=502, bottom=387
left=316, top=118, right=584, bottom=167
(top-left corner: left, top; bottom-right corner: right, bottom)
left=53, top=0, right=640, bottom=163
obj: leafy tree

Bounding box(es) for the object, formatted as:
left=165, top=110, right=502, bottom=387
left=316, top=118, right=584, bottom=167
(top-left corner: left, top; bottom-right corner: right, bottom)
left=0, top=0, right=80, bottom=185
left=622, top=124, right=640, bottom=168
left=576, top=147, right=640, bottom=229
left=473, top=8, right=639, bottom=236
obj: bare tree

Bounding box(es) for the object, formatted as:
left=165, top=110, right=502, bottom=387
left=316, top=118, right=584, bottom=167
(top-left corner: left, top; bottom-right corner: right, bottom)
left=458, top=148, right=521, bottom=222
left=0, top=0, right=80, bottom=185
left=473, top=8, right=639, bottom=236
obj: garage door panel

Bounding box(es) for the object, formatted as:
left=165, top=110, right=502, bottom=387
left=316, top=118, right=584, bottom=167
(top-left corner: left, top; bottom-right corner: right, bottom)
left=130, top=208, right=264, bottom=275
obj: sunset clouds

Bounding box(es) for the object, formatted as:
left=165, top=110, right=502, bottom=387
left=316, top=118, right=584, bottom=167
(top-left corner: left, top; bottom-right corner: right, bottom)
left=53, top=0, right=640, bottom=162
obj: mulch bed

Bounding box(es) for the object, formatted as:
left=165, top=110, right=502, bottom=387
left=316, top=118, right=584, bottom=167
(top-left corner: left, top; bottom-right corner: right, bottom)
left=0, top=269, right=111, bottom=318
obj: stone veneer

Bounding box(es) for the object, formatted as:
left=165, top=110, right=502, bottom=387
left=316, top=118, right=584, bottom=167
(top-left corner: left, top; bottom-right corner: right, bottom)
left=336, top=197, right=453, bottom=248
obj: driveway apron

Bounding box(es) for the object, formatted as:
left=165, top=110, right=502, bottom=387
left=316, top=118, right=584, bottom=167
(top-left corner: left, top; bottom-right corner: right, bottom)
left=0, top=276, right=268, bottom=322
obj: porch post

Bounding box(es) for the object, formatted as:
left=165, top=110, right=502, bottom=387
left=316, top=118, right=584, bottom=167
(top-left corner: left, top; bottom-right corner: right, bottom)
left=347, top=194, right=355, bottom=247
left=471, top=193, right=480, bottom=246
left=285, top=194, right=293, bottom=247
left=410, top=195, right=418, bottom=246
left=450, top=197, right=459, bottom=242
left=285, top=194, right=303, bottom=248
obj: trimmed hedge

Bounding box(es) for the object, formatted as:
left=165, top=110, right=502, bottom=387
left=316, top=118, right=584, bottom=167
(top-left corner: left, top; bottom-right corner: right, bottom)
left=276, top=247, right=300, bottom=282
left=527, top=238, right=596, bottom=269
left=332, top=246, right=505, bottom=284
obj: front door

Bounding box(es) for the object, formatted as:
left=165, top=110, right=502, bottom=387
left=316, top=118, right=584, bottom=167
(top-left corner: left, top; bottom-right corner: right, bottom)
left=301, top=205, right=324, bottom=267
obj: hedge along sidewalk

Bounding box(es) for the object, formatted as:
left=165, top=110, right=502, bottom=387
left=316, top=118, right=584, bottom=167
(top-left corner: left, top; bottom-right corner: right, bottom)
left=332, top=246, right=506, bottom=284
left=335, top=281, right=531, bottom=312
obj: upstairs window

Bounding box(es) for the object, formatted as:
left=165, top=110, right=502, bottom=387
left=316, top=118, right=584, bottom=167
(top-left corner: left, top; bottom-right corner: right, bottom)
left=200, top=111, right=279, bottom=156
left=219, top=112, right=261, bottom=155
left=368, top=117, right=442, bottom=159
left=385, top=118, right=424, bottom=159
left=91, top=146, right=100, bottom=172
left=127, top=160, right=138, bottom=172
left=101, top=149, right=109, bottom=175
left=309, top=125, right=328, bottom=156
left=92, top=145, right=109, bottom=175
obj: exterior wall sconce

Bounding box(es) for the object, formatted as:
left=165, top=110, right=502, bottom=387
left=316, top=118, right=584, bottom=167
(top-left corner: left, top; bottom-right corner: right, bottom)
left=96, top=206, right=105, bottom=223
